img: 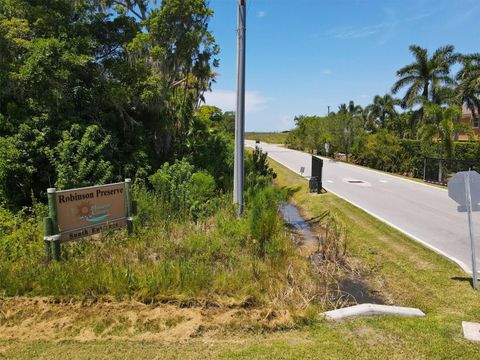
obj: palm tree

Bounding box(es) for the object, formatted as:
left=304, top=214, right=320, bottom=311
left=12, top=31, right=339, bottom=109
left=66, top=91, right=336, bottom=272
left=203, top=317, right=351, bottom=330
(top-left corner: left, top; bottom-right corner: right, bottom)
left=338, top=101, right=363, bottom=116
left=392, top=45, right=458, bottom=108
left=366, top=94, right=400, bottom=129
left=457, top=54, right=480, bottom=117
left=419, top=105, right=471, bottom=181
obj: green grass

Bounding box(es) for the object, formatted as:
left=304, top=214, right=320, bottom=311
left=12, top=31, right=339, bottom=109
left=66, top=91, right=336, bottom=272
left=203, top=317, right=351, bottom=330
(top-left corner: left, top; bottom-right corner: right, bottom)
left=2, top=162, right=480, bottom=359
left=0, top=189, right=310, bottom=308
left=245, top=132, right=289, bottom=144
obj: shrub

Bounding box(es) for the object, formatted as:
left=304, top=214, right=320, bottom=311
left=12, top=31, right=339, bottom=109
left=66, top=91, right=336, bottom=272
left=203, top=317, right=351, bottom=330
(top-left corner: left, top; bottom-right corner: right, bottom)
left=46, top=124, right=114, bottom=190
left=247, top=187, right=285, bottom=258
left=149, top=159, right=217, bottom=219
left=0, top=205, right=45, bottom=262
left=245, top=147, right=277, bottom=200
left=353, top=130, right=402, bottom=172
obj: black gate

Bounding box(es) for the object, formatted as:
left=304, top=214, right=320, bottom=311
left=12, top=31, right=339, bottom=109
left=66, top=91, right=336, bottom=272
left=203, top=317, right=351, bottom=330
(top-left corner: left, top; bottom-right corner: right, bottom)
left=423, top=158, right=477, bottom=185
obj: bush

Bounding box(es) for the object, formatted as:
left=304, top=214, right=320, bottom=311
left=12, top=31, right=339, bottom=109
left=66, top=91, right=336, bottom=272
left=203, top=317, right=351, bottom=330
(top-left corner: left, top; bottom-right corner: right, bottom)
left=245, top=147, right=277, bottom=199
left=0, top=205, right=45, bottom=262
left=46, top=124, right=114, bottom=190
left=353, top=130, right=402, bottom=172
left=247, top=187, right=286, bottom=258
left=149, top=159, right=217, bottom=219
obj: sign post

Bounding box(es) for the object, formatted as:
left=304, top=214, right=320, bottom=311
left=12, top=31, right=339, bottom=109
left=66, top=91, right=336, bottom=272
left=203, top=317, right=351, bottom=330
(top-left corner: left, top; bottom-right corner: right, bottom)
left=125, top=178, right=133, bottom=235
left=465, top=172, right=478, bottom=289
left=448, top=170, right=480, bottom=289
left=45, top=188, right=61, bottom=261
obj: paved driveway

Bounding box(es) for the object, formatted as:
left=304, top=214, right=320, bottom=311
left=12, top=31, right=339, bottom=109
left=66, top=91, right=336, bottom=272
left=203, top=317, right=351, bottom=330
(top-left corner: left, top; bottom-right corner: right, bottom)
left=247, top=140, right=480, bottom=274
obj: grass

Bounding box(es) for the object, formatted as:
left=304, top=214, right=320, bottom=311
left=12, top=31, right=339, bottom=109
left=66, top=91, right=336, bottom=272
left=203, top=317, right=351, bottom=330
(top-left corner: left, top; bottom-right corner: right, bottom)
left=2, top=162, right=480, bottom=358
left=0, top=188, right=312, bottom=308
left=245, top=132, right=289, bottom=144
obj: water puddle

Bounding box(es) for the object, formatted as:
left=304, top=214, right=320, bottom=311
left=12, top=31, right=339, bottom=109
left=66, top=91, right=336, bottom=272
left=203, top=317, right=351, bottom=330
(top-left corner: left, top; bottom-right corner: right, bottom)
left=279, top=202, right=384, bottom=305
left=279, top=202, right=315, bottom=245
left=339, top=277, right=384, bottom=305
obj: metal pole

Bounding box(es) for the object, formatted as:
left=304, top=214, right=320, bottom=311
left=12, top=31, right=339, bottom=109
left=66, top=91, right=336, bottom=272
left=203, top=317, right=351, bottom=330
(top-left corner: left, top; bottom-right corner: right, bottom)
left=465, top=171, right=478, bottom=289
left=234, top=0, right=246, bottom=215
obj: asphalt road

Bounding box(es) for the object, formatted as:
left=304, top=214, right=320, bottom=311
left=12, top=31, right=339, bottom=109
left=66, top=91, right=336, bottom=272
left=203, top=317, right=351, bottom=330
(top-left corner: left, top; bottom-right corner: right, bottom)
left=246, top=140, right=480, bottom=274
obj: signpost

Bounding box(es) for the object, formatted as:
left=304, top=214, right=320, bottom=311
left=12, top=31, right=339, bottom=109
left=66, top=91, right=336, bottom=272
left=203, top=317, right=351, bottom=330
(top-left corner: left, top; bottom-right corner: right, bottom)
left=44, top=179, right=134, bottom=261
left=448, top=170, right=480, bottom=289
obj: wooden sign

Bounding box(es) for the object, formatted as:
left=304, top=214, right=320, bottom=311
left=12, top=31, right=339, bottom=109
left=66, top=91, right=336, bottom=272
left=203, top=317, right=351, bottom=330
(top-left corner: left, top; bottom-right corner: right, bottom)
left=55, top=182, right=127, bottom=241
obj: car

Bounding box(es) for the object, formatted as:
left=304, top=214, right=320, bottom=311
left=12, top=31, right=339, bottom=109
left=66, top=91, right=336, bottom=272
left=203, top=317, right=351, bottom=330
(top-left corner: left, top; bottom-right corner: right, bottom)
left=255, top=139, right=260, bottom=144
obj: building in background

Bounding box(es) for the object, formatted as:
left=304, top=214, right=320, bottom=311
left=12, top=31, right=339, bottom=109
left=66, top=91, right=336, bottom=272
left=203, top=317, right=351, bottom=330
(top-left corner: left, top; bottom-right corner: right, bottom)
left=458, top=106, right=480, bottom=141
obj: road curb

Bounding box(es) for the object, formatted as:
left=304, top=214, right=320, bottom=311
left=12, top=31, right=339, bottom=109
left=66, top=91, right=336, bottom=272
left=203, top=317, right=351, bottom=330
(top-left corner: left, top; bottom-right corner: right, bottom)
left=324, top=303, right=425, bottom=321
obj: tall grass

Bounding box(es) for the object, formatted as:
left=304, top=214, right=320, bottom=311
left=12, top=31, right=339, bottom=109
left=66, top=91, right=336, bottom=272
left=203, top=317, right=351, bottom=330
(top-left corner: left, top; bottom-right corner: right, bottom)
left=0, top=186, right=315, bottom=309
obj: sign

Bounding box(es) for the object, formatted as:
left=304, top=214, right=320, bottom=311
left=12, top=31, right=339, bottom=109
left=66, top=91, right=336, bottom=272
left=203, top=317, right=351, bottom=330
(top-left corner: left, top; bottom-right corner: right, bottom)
left=56, top=182, right=127, bottom=241
left=311, top=156, right=324, bottom=194
left=448, top=171, right=480, bottom=212
left=448, top=171, right=480, bottom=289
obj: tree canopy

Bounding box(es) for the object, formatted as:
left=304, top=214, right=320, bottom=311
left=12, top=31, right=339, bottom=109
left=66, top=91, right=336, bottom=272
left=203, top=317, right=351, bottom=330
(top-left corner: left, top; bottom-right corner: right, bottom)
left=0, top=0, right=228, bottom=209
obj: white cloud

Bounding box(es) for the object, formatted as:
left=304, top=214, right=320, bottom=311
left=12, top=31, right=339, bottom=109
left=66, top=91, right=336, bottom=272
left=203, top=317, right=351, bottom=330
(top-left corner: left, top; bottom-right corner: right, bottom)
left=204, top=90, right=269, bottom=113
left=327, top=24, right=384, bottom=40
left=257, top=11, right=266, bottom=18
left=321, top=69, right=332, bottom=75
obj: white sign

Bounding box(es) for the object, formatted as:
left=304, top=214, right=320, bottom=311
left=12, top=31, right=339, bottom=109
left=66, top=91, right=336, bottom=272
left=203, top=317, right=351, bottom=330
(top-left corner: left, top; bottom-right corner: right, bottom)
left=448, top=171, right=480, bottom=212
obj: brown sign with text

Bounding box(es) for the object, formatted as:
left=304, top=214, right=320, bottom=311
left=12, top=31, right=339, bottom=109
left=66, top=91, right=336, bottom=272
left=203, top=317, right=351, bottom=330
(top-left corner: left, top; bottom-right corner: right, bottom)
left=56, top=183, right=126, bottom=241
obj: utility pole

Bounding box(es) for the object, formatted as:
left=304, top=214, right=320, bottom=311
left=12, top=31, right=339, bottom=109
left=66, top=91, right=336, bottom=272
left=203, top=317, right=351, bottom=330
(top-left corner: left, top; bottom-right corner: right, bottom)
left=234, top=0, right=246, bottom=215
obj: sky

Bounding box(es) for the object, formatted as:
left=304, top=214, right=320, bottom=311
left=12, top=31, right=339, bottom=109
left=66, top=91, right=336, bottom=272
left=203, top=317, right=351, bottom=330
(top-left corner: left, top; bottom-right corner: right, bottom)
left=203, top=0, right=480, bottom=132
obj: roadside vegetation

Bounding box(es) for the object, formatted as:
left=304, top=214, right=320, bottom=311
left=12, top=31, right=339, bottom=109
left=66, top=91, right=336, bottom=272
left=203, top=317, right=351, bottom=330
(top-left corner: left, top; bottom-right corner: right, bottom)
left=285, top=46, right=480, bottom=182
left=2, top=160, right=480, bottom=359
left=246, top=132, right=290, bottom=144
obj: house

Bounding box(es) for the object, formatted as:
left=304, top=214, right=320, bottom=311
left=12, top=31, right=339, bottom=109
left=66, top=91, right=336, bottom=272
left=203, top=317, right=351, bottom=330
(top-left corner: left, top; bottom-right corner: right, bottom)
left=457, top=106, right=480, bottom=141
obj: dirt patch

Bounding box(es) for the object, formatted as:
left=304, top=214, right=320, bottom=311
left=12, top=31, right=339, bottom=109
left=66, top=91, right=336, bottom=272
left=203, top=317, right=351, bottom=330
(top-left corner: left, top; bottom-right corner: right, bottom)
left=0, top=297, right=296, bottom=343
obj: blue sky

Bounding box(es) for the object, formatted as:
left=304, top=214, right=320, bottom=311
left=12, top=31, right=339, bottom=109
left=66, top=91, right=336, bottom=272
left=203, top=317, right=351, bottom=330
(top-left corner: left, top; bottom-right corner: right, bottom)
left=203, top=0, right=480, bottom=132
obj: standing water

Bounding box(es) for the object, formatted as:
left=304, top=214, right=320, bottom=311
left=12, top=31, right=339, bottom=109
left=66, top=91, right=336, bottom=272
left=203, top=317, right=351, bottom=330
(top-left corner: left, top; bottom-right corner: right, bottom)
left=279, top=202, right=315, bottom=244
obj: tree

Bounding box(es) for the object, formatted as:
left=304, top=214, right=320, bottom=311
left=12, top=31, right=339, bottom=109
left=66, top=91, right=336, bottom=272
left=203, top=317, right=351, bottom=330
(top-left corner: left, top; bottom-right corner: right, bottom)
left=392, top=45, right=458, bottom=108
left=46, top=125, right=114, bottom=190
left=457, top=54, right=480, bottom=117
left=366, top=94, right=399, bottom=129
left=0, top=0, right=225, bottom=209
left=419, top=105, right=470, bottom=182
left=337, top=100, right=363, bottom=116
left=126, top=0, right=219, bottom=157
